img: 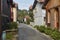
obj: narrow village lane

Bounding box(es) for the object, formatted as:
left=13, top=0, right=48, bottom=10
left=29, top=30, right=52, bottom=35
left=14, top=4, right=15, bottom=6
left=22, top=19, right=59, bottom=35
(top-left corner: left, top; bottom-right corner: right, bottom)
left=18, top=23, right=53, bottom=40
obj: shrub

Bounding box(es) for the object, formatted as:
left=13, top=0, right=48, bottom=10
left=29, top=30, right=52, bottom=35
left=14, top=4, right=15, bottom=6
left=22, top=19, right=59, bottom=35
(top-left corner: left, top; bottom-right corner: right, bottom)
left=44, top=27, right=53, bottom=35
left=34, top=25, right=39, bottom=28
left=26, top=19, right=30, bottom=24
left=34, top=25, right=40, bottom=30
left=34, top=25, right=60, bottom=40
left=8, top=22, right=18, bottom=29
left=39, top=26, right=46, bottom=33
left=50, top=30, right=60, bottom=40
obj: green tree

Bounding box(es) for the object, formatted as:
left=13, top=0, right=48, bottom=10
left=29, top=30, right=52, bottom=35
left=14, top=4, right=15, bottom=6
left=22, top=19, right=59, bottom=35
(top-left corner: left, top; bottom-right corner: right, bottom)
left=28, top=9, right=34, bottom=22
left=17, top=9, right=29, bottom=22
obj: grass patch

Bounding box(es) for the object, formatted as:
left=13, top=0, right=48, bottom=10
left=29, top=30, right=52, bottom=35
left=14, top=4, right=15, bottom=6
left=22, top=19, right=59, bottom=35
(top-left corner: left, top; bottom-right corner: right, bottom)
left=6, top=32, right=13, bottom=40
left=6, top=31, right=17, bottom=40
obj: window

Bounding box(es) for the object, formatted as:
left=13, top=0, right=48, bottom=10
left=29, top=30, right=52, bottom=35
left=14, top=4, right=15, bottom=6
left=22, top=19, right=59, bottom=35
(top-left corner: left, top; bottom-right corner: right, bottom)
left=7, top=0, right=10, bottom=4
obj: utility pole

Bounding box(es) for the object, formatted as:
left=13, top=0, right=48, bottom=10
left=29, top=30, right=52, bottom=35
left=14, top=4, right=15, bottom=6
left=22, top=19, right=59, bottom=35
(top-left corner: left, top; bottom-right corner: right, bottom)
left=0, top=0, right=2, bottom=40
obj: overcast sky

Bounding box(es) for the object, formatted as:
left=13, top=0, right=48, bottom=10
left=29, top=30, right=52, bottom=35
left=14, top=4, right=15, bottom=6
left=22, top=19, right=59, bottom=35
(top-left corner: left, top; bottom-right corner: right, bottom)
left=13, top=0, right=34, bottom=10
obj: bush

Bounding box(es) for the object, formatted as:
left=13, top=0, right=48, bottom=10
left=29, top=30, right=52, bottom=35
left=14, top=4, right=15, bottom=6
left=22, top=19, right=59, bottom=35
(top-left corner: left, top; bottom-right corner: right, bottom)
left=50, top=30, right=60, bottom=40
left=26, top=19, right=30, bottom=24
left=8, top=22, right=18, bottom=29
left=44, top=27, right=53, bottom=35
left=34, top=25, right=60, bottom=40
left=34, top=25, right=40, bottom=30
left=39, top=26, right=46, bottom=33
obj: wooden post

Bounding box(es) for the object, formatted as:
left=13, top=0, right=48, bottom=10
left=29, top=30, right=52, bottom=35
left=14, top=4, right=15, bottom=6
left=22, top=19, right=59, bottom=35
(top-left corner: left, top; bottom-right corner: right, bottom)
left=0, top=0, right=2, bottom=40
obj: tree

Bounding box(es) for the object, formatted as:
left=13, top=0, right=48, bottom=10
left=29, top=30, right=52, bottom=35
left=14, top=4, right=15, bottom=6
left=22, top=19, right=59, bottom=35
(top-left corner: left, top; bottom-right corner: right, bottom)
left=17, top=9, right=29, bottom=23
left=28, top=9, right=34, bottom=22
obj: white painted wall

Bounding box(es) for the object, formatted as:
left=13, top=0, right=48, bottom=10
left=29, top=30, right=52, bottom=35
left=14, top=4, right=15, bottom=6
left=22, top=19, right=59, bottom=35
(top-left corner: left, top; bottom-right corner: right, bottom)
left=33, top=2, right=45, bottom=26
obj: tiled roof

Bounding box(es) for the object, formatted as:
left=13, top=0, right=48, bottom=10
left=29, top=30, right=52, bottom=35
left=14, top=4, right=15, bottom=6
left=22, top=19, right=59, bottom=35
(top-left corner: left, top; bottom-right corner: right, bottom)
left=12, top=2, right=18, bottom=7
left=46, top=0, right=60, bottom=9
left=29, top=5, right=33, bottom=10
left=42, top=0, right=49, bottom=9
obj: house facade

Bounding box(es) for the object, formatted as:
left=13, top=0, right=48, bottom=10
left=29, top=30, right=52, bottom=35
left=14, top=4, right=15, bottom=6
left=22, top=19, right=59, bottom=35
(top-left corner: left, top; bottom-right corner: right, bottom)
left=10, top=2, right=18, bottom=22
left=12, top=2, right=18, bottom=22
left=43, top=0, right=60, bottom=30
left=0, top=0, right=13, bottom=39
left=0, top=0, right=2, bottom=39
left=1, top=0, right=13, bottom=30
left=32, top=0, right=45, bottom=26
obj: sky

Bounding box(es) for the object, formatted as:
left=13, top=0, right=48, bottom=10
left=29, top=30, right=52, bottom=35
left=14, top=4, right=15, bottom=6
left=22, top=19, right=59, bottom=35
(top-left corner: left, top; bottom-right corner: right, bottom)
left=13, top=0, right=34, bottom=10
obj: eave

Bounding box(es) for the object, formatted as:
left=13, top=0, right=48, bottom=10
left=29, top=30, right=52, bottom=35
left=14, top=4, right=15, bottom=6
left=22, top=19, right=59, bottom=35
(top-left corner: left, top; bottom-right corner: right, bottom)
left=46, top=0, right=60, bottom=10
left=42, top=0, right=49, bottom=9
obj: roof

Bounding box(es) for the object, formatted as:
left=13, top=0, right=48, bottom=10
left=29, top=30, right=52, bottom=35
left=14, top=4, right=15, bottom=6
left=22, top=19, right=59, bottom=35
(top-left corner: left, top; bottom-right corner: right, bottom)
left=42, top=0, right=60, bottom=9
left=42, top=0, right=49, bottom=9
left=46, top=0, right=60, bottom=10
left=32, top=0, right=45, bottom=9
left=12, top=2, right=18, bottom=8
left=32, top=0, right=37, bottom=9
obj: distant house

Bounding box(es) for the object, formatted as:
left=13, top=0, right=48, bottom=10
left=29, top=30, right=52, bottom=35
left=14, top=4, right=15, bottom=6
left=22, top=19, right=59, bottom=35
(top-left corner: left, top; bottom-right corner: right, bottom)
left=24, top=15, right=31, bottom=23
left=32, top=0, right=45, bottom=26
left=12, top=2, right=18, bottom=22
left=42, top=0, right=60, bottom=30
left=10, top=2, right=18, bottom=22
